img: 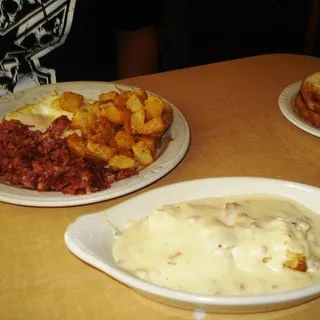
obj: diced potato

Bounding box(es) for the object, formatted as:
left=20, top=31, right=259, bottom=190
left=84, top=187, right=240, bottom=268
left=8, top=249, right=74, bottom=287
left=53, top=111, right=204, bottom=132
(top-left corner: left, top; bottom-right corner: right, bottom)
left=55, top=89, right=174, bottom=168
left=86, top=140, right=115, bottom=162
left=60, top=91, right=84, bottom=112
left=66, top=133, right=86, bottom=157
left=137, top=136, right=156, bottom=157
left=143, top=117, right=165, bottom=136
left=109, top=154, right=137, bottom=170
left=126, top=93, right=144, bottom=113
left=71, top=110, right=96, bottom=136
left=115, top=130, right=134, bottom=150
left=104, top=102, right=128, bottom=124
left=132, top=141, right=154, bottom=166
left=91, top=101, right=127, bottom=125
left=71, top=110, right=95, bottom=128
left=283, top=250, right=307, bottom=272
left=99, top=91, right=119, bottom=101
left=145, top=95, right=164, bottom=121
left=130, top=109, right=145, bottom=134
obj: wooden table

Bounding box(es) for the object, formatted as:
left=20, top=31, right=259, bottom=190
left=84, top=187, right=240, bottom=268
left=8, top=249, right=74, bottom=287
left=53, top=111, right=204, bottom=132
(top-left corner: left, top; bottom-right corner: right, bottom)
left=1, top=54, right=320, bottom=320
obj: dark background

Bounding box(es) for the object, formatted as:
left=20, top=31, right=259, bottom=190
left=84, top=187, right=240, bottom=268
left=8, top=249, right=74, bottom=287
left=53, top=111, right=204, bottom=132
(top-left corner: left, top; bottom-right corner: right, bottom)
left=157, top=0, right=320, bottom=72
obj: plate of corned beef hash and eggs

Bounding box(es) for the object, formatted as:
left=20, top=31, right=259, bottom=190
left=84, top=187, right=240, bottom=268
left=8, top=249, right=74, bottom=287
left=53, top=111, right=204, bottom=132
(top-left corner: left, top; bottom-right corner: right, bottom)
left=0, top=82, right=190, bottom=207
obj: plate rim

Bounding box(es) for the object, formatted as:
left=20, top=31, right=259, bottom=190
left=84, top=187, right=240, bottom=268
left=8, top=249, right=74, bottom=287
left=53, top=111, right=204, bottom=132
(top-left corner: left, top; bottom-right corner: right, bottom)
left=278, top=81, right=320, bottom=137
left=64, top=176, right=320, bottom=310
left=0, top=81, right=191, bottom=207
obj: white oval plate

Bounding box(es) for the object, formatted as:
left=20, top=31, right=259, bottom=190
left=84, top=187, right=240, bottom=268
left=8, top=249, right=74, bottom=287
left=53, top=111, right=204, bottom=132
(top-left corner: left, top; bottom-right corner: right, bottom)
left=279, top=81, right=320, bottom=137
left=65, top=177, right=320, bottom=314
left=0, top=82, right=190, bottom=207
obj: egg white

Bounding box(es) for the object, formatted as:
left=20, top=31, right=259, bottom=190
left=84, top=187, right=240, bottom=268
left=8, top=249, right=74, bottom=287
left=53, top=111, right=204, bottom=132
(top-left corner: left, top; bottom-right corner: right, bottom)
left=5, top=95, right=74, bottom=132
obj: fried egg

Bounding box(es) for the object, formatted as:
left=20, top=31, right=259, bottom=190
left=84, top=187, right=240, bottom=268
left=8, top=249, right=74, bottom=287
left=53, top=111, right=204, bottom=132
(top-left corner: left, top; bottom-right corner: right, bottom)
left=5, top=95, right=74, bottom=132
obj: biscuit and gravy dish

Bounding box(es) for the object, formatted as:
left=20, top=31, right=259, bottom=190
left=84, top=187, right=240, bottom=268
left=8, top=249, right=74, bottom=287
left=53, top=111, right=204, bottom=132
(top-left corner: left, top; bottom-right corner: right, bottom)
left=113, top=194, right=320, bottom=296
left=294, top=72, right=320, bottom=128
left=0, top=88, right=173, bottom=195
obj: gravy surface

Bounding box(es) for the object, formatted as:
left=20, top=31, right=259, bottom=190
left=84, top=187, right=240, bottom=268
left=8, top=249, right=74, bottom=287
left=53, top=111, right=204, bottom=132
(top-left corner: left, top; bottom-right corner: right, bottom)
left=112, top=194, right=320, bottom=295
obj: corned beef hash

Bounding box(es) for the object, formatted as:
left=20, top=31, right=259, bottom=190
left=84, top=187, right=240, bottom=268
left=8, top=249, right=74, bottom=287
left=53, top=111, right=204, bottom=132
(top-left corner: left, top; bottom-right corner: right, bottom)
left=0, top=88, right=173, bottom=195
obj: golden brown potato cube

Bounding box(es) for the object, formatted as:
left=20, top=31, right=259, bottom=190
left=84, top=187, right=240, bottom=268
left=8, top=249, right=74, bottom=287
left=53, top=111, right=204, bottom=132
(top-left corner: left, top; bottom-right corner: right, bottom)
left=60, top=91, right=84, bottom=112
left=115, top=130, right=134, bottom=150
left=137, top=136, right=156, bottom=157
left=283, top=250, right=307, bottom=272
left=66, top=133, right=86, bottom=157
left=89, top=101, right=125, bottom=125
left=99, top=91, right=119, bottom=102
left=126, top=93, right=144, bottom=113
left=71, top=110, right=95, bottom=128
left=102, top=102, right=127, bottom=124
left=132, top=141, right=154, bottom=166
left=86, top=140, right=115, bottom=162
left=108, top=154, right=137, bottom=170
left=130, top=109, right=145, bottom=134
left=71, top=110, right=96, bottom=137
left=143, top=117, right=165, bottom=136
left=135, top=88, right=148, bottom=102
left=163, top=102, right=174, bottom=127
left=145, top=95, right=165, bottom=121
left=145, top=96, right=164, bottom=121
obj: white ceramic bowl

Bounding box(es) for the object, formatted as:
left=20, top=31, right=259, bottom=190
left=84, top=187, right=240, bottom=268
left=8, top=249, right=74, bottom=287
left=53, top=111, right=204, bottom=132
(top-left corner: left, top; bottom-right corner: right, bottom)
left=64, top=177, right=320, bottom=314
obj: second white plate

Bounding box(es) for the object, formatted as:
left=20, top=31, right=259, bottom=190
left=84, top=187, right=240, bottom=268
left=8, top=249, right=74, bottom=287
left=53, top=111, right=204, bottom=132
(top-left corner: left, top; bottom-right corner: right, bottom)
left=278, top=81, right=320, bottom=137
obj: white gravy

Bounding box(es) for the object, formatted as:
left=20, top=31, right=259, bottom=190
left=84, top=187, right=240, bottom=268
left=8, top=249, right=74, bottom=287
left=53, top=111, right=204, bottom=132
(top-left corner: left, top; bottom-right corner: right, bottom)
left=112, top=194, right=320, bottom=296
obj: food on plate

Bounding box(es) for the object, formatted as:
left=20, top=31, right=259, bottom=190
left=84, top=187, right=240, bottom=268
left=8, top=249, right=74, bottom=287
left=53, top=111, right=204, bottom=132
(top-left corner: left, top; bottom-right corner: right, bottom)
left=0, top=117, right=133, bottom=194
left=300, top=72, right=320, bottom=113
left=294, top=92, right=320, bottom=128
left=112, top=194, right=320, bottom=296
left=0, top=87, right=174, bottom=195
left=293, top=72, right=320, bottom=128
left=5, top=95, right=73, bottom=132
